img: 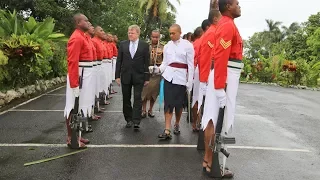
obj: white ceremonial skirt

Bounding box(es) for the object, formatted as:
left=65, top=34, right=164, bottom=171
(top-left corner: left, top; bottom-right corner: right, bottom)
left=94, top=63, right=99, bottom=97
left=106, top=59, right=112, bottom=88
left=101, top=60, right=108, bottom=94
left=102, top=59, right=111, bottom=94
left=92, top=62, right=98, bottom=104
left=192, top=66, right=200, bottom=107
left=197, top=82, right=207, bottom=112
left=97, top=61, right=104, bottom=94
left=201, top=67, right=241, bottom=134
left=112, top=57, right=117, bottom=81
left=64, top=65, right=94, bottom=119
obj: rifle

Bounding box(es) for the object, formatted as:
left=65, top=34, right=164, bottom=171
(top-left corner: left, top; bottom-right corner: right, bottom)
left=207, top=87, right=236, bottom=178
left=69, top=67, right=88, bottom=149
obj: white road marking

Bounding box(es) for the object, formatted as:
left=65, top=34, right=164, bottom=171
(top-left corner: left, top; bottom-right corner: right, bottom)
left=8, top=109, right=64, bottom=112
left=44, top=94, right=65, bottom=96
left=0, top=143, right=311, bottom=152
left=7, top=109, right=187, bottom=114
left=0, top=86, right=65, bottom=116
left=227, top=146, right=311, bottom=153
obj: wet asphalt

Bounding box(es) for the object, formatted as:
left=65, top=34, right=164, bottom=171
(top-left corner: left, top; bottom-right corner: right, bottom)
left=0, top=83, right=320, bottom=180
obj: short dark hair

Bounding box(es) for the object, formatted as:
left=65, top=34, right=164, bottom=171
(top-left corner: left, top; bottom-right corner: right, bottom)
left=186, top=32, right=192, bottom=39
left=201, top=19, right=211, bottom=31
left=191, top=34, right=195, bottom=42
left=182, top=34, right=187, bottom=39
left=73, top=13, right=84, bottom=27
left=151, top=29, right=160, bottom=34
left=208, top=9, right=221, bottom=24
left=219, top=0, right=232, bottom=13
left=193, top=27, right=203, bottom=39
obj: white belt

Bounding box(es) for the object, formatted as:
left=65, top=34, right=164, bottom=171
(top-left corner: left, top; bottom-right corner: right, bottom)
left=103, top=59, right=112, bottom=63
left=228, top=60, right=244, bottom=69
left=79, top=61, right=93, bottom=67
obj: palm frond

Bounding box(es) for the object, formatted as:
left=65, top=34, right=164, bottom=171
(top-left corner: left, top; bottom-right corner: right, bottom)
left=158, top=1, right=168, bottom=21
left=165, top=0, right=177, bottom=13
left=146, top=0, right=154, bottom=12
left=139, top=0, right=149, bottom=9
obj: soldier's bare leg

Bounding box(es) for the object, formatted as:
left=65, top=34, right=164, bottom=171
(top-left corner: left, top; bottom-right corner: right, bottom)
left=192, top=102, right=200, bottom=131
left=65, top=116, right=88, bottom=147
left=204, top=120, right=214, bottom=170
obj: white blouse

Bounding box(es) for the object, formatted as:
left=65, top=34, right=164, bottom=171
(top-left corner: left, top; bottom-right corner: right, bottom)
left=160, top=38, right=194, bottom=86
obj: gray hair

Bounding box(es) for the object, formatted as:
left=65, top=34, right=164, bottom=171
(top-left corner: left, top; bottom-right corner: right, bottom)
left=128, top=25, right=141, bottom=34
left=151, top=29, right=160, bottom=34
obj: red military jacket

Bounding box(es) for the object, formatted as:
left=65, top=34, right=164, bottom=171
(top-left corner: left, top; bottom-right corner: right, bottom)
left=67, top=29, right=93, bottom=88
left=198, top=24, right=217, bottom=83
left=87, top=35, right=96, bottom=61
left=111, top=42, right=118, bottom=57
left=103, top=41, right=113, bottom=59
left=107, top=42, right=114, bottom=59
left=213, top=16, right=243, bottom=89
left=193, top=38, right=202, bottom=67
left=107, top=42, right=113, bottom=59
left=92, top=37, right=104, bottom=60
left=101, top=41, right=108, bottom=59
left=92, top=43, right=97, bottom=61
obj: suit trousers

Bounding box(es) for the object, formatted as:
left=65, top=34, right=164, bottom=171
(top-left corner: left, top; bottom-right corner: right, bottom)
left=121, top=78, right=143, bottom=124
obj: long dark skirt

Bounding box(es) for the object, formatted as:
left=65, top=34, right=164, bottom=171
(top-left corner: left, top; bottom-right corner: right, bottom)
left=164, top=79, right=187, bottom=113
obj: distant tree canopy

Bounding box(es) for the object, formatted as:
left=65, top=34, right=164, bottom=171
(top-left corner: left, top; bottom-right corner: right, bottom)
left=0, top=0, right=177, bottom=41
left=242, top=12, right=320, bottom=87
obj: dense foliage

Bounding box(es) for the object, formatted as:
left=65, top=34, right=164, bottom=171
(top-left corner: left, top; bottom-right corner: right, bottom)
left=0, top=10, right=67, bottom=90
left=243, top=12, right=320, bottom=87
left=0, top=0, right=177, bottom=90
left=0, top=0, right=176, bottom=41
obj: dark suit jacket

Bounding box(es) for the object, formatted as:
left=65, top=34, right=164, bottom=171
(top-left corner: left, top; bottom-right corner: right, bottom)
left=116, top=40, right=150, bottom=85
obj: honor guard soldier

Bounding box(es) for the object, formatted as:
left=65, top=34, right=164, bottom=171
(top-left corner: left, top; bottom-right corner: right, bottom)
left=86, top=25, right=101, bottom=121
left=141, top=30, right=164, bottom=118
left=202, top=0, right=243, bottom=178
left=110, top=34, right=118, bottom=84
left=198, top=11, right=222, bottom=115
left=64, top=13, right=93, bottom=148
left=100, top=33, right=111, bottom=105
left=103, top=34, right=113, bottom=99
left=191, top=27, right=204, bottom=132
left=92, top=26, right=106, bottom=114
left=152, top=24, right=194, bottom=139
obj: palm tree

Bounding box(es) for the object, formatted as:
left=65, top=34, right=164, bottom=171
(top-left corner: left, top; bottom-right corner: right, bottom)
left=139, top=0, right=180, bottom=38
left=265, top=19, right=283, bottom=42
left=282, top=22, right=301, bottom=38
left=262, top=19, right=283, bottom=57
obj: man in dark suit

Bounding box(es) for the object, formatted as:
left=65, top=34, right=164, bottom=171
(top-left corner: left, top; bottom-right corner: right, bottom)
left=115, top=25, right=150, bottom=130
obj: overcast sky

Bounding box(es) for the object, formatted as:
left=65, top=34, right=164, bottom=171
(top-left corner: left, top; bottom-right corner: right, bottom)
left=171, top=0, right=320, bottom=40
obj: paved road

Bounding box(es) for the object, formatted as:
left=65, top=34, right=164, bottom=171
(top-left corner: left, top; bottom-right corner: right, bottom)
left=0, top=83, right=319, bottom=180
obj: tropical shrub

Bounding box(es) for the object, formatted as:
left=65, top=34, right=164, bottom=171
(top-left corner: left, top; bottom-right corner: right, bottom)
left=0, top=9, right=67, bottom=90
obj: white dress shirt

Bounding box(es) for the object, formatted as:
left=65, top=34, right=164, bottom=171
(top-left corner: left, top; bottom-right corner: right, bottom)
left=160, top=38, right=194, bottom=87
left=129, top=39, right=139, bottom=58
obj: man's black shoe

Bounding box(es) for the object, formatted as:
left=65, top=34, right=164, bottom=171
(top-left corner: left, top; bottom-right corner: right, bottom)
left=134, top=124, right=140, bottom=130
left=126, top=121, right=133, bottom=128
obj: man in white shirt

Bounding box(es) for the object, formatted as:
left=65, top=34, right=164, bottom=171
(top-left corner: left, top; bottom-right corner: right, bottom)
left=151, top=24, right=194, bottom=139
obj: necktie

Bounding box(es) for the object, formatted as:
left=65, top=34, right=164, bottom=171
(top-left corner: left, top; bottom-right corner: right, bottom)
left=130, top=42, right=136, bottom=58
